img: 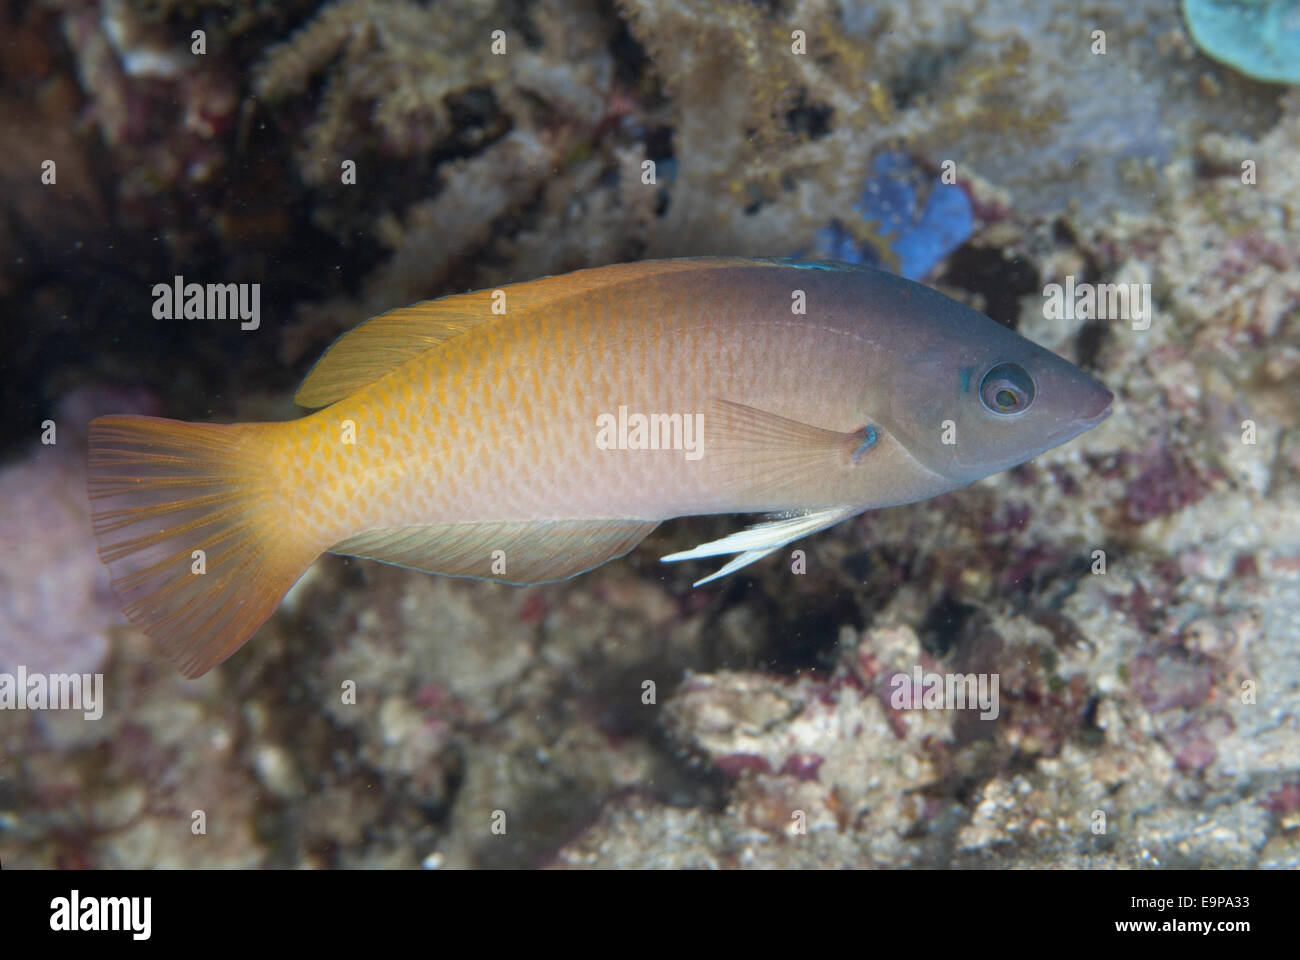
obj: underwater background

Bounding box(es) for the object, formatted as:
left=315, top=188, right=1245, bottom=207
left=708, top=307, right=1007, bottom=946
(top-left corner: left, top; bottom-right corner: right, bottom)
left=1, top=0, right=1298, bottom=868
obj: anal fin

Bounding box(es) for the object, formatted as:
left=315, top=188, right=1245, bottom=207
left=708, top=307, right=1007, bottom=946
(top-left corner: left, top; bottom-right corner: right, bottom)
left=330, top=517, right=659, bottom=585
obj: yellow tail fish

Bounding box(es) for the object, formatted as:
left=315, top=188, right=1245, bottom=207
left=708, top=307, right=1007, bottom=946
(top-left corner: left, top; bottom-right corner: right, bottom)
left=88, top=258, right=1112, bottom=676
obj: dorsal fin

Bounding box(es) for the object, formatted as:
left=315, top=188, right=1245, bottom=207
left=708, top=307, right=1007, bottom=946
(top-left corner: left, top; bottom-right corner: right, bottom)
left=293, top=297, right=495, bottom=407
left=293, top=257, right=772, bottom=408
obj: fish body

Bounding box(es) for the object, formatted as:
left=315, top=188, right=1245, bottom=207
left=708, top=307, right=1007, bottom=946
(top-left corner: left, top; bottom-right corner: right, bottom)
left=88, top=258, right=1112, bottom=676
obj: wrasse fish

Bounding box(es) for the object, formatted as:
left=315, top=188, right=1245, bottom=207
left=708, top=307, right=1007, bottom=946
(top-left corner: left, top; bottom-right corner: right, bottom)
left=88, top=257, right=1112, bottom=677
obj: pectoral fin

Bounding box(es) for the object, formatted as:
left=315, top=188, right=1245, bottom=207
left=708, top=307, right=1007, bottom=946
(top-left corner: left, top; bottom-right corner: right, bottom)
left=661, top=505, right=861, bottom=586
left=704, top=398, right=878, bottom=499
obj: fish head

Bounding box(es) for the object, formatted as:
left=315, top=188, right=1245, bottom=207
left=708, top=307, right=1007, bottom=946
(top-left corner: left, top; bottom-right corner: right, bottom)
left=873, top=299, right=1112, bottom=487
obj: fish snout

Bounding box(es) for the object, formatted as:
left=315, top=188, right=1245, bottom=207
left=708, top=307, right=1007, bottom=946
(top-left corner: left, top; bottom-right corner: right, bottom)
left=1078, top=382, right=1114, bottom=427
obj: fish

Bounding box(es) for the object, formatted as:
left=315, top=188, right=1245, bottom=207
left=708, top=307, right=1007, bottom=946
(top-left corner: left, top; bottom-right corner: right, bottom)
left=87, top=257, right=1113, bottom=677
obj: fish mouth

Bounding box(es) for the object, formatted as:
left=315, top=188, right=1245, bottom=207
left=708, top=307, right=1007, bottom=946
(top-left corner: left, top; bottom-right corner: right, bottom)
left=1076, top=384, right=1114, bottom=429
left=1078, top=405, right=1112, bottom=429
left=1048, top=387, right=1111, bottom=448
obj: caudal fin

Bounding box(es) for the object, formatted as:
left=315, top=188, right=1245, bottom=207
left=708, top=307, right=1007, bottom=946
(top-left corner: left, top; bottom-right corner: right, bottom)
left=87, top=415, right=317, bottom=677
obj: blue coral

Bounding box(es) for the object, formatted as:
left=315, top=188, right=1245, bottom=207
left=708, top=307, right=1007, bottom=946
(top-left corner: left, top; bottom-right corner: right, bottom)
left=810, top=151, right=974, bottom=281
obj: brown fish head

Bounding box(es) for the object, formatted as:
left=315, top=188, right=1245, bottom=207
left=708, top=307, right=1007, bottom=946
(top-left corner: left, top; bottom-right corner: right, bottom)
left=873, top=299, right=1113, bottom=487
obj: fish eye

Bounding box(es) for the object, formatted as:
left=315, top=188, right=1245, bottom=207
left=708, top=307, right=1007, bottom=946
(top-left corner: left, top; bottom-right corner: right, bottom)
left=979, top=362, right=1035, bottom=415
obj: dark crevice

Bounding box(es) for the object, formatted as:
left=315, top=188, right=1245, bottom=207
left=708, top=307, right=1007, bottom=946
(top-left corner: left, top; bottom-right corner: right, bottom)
left=940, top=245, right=1041, bottom=330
